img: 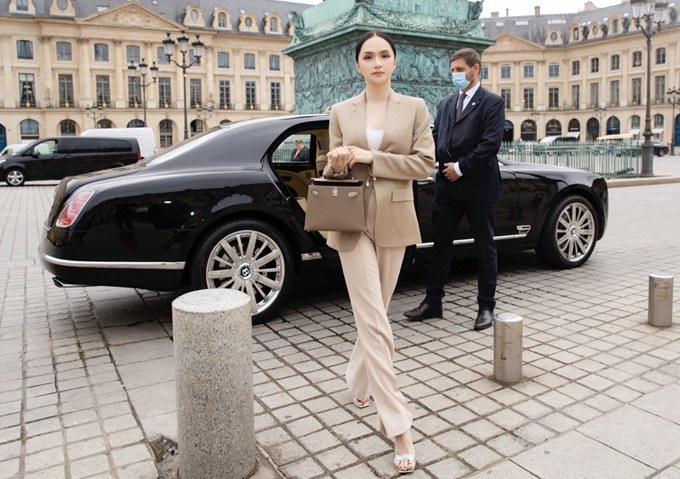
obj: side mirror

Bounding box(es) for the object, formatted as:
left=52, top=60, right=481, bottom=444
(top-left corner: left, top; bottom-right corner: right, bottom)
left=31, top=150, right=40, bottom=158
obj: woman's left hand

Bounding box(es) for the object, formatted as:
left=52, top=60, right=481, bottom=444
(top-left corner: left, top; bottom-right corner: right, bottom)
left=347, top=146, right=374, bottom=168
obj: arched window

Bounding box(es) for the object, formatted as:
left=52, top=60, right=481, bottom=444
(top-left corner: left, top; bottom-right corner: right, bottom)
left=190, top=119, right=204, bottom=136
left=59, top=119, right=77, bottom=135
left=20, top=119, right=39, bottom=140
left=546, top=119, right=562, bottom=136
left=97, top=119, right=112, bottom=129
left=520, top=120, right=537, bottom=141
left=269, top=17, right=279, bottom=32
left=572, top=28, right=579, bottom=40
left=586, top=118, right=599, bottom=140
left=606, top=116, right=620, bottom=135
left=244, top=16, right=253, bottom=28
left=631, top=115, right=641, bottom=129
left=612, top=19, right=619, bottom=33
left=127, top=119, right=145, bottom=128
left=568, top=119, right=580, bottom=133
left=218, top=12, right=227, bottom=28
left=159, top=119, right=173, bottom=148
left=653, top=114, right=664, bottom=128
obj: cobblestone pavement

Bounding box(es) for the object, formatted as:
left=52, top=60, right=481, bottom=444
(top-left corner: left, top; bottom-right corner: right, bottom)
left=1, top=158, right=679, bottom=478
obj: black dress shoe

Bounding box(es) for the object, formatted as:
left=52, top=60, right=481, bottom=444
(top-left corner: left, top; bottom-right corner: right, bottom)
left=474, top=309, right=494, bottom=331
left=404, top=302, right=442, bottom=321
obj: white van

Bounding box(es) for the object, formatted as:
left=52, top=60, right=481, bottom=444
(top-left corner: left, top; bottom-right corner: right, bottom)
left=81, top=127, right=156, bottom=158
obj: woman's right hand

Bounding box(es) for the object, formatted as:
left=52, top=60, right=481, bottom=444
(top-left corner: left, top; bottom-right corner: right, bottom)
left=327, top=147, right=352, bottom=173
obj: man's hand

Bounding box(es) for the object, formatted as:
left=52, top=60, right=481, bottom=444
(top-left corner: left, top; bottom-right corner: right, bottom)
left=442, top=162, right=461, bottom=182
left=347, top=146, right=374, bottom=168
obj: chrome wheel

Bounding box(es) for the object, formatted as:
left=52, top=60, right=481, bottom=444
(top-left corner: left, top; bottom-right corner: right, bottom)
left=554, top=202, right=596, bottom=263
left=5, top=169, right=25, bottom=186
left=204, top=229, right=286, bottom=315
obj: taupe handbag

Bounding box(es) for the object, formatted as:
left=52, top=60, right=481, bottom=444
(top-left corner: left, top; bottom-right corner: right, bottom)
left=304, top=178, right=367, bottom=232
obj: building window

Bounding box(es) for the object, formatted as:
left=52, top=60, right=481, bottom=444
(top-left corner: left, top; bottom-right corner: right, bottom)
left=548, top=63, right=559, bottom=78
left=549, top=32, right=558, bottom=41
left=97, top=119, right=112, bottom=129
left=190, top=9, right=199, bottom=22
left=590, top=83, right=599, bottom=108
left=244, top=16, right=253, bottom=28
left=188, top=49, right=196, bottom=65
left=631, top=115, right=640, bottom=129
left=592, top=25, right=599, bottom=36
left=610, top=80, right=619, bottom=107
left=128, top=77, right=141, bottom=107
left=501, top=88, right=511, bottom=110
left=480, top=65, right=488, bottom=80
left=17, top=40, right=33, bottom=59
left=632, top=78, right=642, bottom=105
left=159, top=119, right=173, bottom=148
left=19, top=73, right=36, bottom=107
left=245, top=80, right=257, bottom=109
left=523, top=88, right=534, bottom=110
left=158, top=77, right=172, bottom=108
left=219, top=80, right=231, bottom=109
left=244, top=53, right=255, bottom=70
left=656, top=47, right=666, bottom=65
left=190, top=78, right=202, bottom=108
left=572, top=84, right=580, bottom=109
left=60, top=119, right=77, bottom=136
left=270, top=82, right=281, bottom=110
left=56, top=41, right=72, bottom=61
left=654, top=114, right=664, bottom=128
left=610, top=54, right=619, bottom=71
left=269, top=17, right=279, bottom=32
left=632, top=51, right=642, bottom=67
left=217, top=51, right=229, bottom=68
left=20, top=119, right=39, bottom=140
left=94, top=43, right=109, bottom=62
left=269, top=55, right=280, bottom=71
left=58, top=74, right=74, bottom=107
left=95, top=75, right=110, bottom=107
left=217, top=12, right=227, bottom=28
left=654, top=76, right=665, bottom=102
left=126, top=45, right=140, bottom=64
left=17, top=0, right=29, bottom=11
left=572, top=28, right=579, bottom=40
left=128, top=119, right=144, bottom=128
left=156, top=47, right=169, bottom=65
left=523, top=64, right=534, bottom=78
left=591, top=58, right=599, bottom=73
left=571, top=60, right=580, bottom=76
left=500, top=64, right=511, bottom=79
left=548, top=87, right=559, bottom=109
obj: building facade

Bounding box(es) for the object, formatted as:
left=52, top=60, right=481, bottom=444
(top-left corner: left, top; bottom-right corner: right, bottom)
left=480, top=1, right=680, bottom=144
left=0, top=0, right=310, bottom=148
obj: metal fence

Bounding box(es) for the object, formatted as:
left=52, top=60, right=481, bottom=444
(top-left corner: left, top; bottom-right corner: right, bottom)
left=499, top=141, right=641, bottom=178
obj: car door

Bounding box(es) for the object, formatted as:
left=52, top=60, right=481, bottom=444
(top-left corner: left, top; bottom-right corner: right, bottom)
left=26, top=139, right=61, bottom=180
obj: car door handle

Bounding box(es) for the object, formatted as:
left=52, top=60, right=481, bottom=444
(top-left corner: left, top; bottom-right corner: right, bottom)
left=417, top=177, right=435, bottom=185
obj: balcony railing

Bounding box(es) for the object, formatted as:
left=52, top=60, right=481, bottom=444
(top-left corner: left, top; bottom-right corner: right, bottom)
left=219, top=102, right=232, bottom=110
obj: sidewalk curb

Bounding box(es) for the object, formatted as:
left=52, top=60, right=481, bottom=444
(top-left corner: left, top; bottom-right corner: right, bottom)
left=606, top=176, right=680, bottom=188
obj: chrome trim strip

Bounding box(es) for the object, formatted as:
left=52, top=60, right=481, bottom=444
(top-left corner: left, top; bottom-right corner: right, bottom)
left=415, top=233, right=529, bottom=249
left=41, top=253, right=185, bottom=270
left=301, top=252, right=322, bottom=261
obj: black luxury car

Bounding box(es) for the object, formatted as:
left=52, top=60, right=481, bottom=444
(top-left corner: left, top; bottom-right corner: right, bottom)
left=39, top=115, right=608, bottom=322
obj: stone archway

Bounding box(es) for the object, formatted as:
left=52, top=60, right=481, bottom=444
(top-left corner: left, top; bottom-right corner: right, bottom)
left=586, top=118, right=599, bottom=140
left=503, top=120, right=514, bottom=142
left=520, top=120, right=537, bottom=141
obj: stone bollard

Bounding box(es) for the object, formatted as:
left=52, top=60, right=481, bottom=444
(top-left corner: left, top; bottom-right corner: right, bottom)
left=648, top=274, right=674, bottom=327
left=493, top=313, right=523, bottom=384
left=172, top=289, right=256, bottom=479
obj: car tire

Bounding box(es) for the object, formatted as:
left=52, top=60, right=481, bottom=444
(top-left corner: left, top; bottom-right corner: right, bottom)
left=4, top=168, right=26, bottom=186
left=536, top=195, right=598, bottom=269
left=190, top=219, right=294, bottom=324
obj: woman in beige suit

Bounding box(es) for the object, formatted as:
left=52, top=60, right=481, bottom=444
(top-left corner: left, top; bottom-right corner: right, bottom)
left=323, top=31, right=435, bottom=474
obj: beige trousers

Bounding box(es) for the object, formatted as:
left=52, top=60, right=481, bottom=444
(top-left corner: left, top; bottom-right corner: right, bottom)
left=338, top=194, right=412, bottom=438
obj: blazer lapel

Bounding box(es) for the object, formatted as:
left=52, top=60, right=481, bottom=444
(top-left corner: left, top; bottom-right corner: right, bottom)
left=449, top=92, right=460, bottom=124
left=350, top=91, right=369, bottom=150
left=378, top=91, right=402, bottom=151
left=456, top=87, right=484, bottom=123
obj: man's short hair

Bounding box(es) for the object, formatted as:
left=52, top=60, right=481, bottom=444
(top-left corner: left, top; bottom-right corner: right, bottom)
left=294, top=138, right=303, bottom=144
left=450, top=48, right=481, bottom=68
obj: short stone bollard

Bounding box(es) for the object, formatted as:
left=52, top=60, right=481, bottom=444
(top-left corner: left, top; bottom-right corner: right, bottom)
left=493, top=313, right=523, bottom=384
left=648, top=274, right=674, bottom=328
left=172, top=289, right=256, bottom=479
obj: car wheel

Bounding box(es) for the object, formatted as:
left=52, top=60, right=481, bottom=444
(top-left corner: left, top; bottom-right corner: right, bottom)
left=190, top=219, right=294, bottom=324
left=4, top=168, right=26, bottom=186
left=536, top=195, right=598, bottom=269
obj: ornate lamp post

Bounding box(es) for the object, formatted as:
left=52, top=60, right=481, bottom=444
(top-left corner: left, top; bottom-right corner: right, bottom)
left=84, top=105, right=104, bottom=128
left=195, top=98, right=214, bottom=133
left=163, top=31, right=204, bottom=140
left=668, top=87, right=679, bottom=155
left=127, top=58, right=159, bottom=126
left=594, top=105, right=607, bottom=136
left=631, top=0, right=666, bottom=176
left=529, top=110, right=541, bottom=141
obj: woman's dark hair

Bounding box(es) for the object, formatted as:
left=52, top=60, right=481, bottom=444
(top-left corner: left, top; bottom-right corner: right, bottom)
left=354, top=31, right=396, bottom=62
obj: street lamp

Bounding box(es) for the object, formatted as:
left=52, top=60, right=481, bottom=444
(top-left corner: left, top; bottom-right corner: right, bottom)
left=668, top=87, right=679, bottom=155
left=84, top=105, right=104, bottom=128
left=163, top=30, right=204, bottom=139
left=529, top=110, right=541, bottom=141
left=594, top=105, right=607, bottom=136
left=127, top=58, right=159, bottom=126
left=195, top=99, right=214, bottom=133
left=631, top=0, right=667, bottom=176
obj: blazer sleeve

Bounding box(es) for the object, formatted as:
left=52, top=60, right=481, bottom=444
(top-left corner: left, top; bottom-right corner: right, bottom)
left=371, top=98, right=435, bottom=181
left=457, top=94, right=505, bottom=176
left=322, top=105, right=349, bottom=179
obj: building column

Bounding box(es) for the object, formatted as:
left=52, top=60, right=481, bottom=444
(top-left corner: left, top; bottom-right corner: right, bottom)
left=77, top=38, right=92, bottom=108
left=144, top=41, right=157, bottom=108
left=0, top=35, right=15, bottom=108
left=233, top=48, right=242, bottom=109
left=113, top=40, right=125, bottom=108
left=39, top=36, right=54, bottom=107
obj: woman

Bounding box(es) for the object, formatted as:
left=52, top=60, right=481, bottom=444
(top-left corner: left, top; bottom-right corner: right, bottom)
left=323, top=31, right=435, bottom=474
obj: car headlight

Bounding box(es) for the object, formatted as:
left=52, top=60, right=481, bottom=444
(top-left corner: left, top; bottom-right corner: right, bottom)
left=55, top=189, right=94, bottom=228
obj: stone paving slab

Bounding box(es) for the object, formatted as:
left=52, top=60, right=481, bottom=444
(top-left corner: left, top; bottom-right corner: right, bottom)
left=1, top=160, right=680, bottom=477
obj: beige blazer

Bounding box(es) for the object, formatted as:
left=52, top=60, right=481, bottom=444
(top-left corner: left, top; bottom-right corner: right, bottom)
left=323, top=90, right=436, bottom=252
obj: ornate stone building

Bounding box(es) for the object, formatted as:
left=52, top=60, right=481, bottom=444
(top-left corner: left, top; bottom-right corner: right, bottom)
left=0, top=0, right=311, bottom=148
left=480, top=1, right=680, bottom=144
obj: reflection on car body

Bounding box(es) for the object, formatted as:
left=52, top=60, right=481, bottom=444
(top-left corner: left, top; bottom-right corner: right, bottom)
left=39, top=115, right=608, bottom=323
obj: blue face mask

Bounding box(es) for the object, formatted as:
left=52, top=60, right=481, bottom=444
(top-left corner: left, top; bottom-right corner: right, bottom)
left=451, top=70, right=471, bottom=90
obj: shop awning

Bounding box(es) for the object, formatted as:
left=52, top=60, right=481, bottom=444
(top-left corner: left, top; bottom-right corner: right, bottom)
left=652, top=128, right=664, bottom=134
left=629, top=128, right=640, bottom=135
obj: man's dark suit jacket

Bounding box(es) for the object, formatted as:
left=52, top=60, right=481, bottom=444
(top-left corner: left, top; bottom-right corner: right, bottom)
left=432, top=86, right=505, bottom=202
left=290, top=146, right=309, bottom=162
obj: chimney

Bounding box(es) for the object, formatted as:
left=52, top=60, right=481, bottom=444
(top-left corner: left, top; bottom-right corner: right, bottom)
left=491, top=11, right=499, bottom=17
left=505, top=8, right=509, bottom=17
left=535, top=6, right=541, bottom=16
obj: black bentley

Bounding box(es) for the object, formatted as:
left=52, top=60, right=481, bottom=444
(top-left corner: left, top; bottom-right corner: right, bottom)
left=39, top=115, right=608, bottom=322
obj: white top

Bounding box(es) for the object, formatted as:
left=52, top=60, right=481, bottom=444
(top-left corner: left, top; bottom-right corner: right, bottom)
left=366, top=129, right=384, bottom=151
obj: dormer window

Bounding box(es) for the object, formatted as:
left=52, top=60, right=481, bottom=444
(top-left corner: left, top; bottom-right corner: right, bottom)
left=592, top=25, right=599, bottom=36
left=213, top=8, right=232, bottom=30
left=56, top=0, right=67, bottom=10
left=239, top=13, right=258, bottom=33
left=572, top=28, right=579, bottom=40
left=270, top=17, right=279, bottom=32
left=612, top=18, right=619, bottom=33
left=218, top=12, right=227, bottom=27
left=17, top=0, right=28, bottom=10
left=190, top=9, right=199, bottom=21
left=550, top=32, right=558, bottom=41
left=245, top=17, right=253, bottom=27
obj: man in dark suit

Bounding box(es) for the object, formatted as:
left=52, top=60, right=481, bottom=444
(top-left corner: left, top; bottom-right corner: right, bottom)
left=404, top=48, right=505, bottom=331
left=290, top=138, right=310, bottom=162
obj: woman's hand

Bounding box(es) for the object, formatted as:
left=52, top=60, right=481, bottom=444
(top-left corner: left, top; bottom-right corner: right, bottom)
left=347, top=146, right=374, bottom=168
left=328, top=147, right=352, bottom=173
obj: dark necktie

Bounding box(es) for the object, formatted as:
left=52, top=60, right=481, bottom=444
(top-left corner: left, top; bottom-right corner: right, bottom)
left=457, top=92, right=466, bottom=120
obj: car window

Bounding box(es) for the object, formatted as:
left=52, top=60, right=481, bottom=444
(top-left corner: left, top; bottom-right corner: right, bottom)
left=272, top=134, right=314, bottom=164
left=33, top=140, right=58, bottom=155
left=97, top=139, right=133, bottom=153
